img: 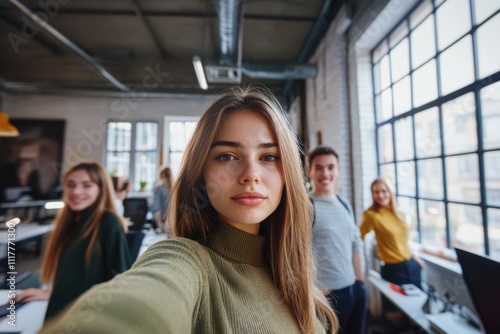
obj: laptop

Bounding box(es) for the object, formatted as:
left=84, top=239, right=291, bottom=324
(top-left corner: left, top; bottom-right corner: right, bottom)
left=455, top=247, right=500, bottom=334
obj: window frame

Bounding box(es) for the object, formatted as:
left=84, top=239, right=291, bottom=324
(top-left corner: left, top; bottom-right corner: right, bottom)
left=371, top=0, right=500, bottom=256
left=105, top=120, right=159, bottom=192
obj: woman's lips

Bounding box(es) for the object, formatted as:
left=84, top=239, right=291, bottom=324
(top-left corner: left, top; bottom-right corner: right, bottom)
left=232, top=192, right=265, bottom=205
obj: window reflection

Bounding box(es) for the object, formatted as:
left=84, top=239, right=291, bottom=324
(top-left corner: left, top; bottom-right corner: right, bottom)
left=445, top=154, right=480, bottom=203
left=484, top=151, right=500, bottom=206
left=439, top=36, right=474, bottom=96
left=398, top=196, right=418, bottom=241
left=436, top=0, right=471, bottom=51
left=481, top=81, right=500, bottom=150
left=397, top=162, right=416, bottom=196
left=415, top=107, right=441, bottom=158
left=419, top=199, right=446, bottom=247
left=474, top=0, right=500, bottom=24
left=418, top=158, right=443, bottom=199
left=411, top=14, right=435, bottom=69
left=378, top=124, right=393, bottom=163
left=394, top=116, right=414, bottom=160
left=488, top=209, right=500, bottom=260
left=442, top=93, right=477, bottom=154
left=393, top=76, right=411, bottom=116
left=380, top=163, right=395, bottom=190
left=449, top=203, right=484, bottom=254
left=412, top=60, right=438, bottom=107
left=390, top=38, right=409, bottom=82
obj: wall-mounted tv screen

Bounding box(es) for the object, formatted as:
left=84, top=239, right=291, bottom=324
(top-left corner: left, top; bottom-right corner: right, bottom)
left=0, top=119, right=65, bottom=202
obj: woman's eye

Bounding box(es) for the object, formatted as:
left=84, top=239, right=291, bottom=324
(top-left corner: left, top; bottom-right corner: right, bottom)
left=216, top=154, right=234, bottom=161
left=262, top=154, right=280, bottom=162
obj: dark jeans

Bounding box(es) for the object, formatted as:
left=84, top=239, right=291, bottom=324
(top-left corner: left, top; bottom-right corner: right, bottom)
left=326, top=281, right=367, bottom=334
left=380, top=258, right=422, bottom=312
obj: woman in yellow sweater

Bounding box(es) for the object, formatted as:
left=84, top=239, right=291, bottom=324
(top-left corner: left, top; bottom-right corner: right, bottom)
left=360, top=178, right=424, bottom=325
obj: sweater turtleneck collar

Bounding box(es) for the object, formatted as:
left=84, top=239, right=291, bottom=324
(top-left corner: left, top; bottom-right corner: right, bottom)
left=205, top=221, right=266, bottom=267
left=72, top=206, right=95, bottom=227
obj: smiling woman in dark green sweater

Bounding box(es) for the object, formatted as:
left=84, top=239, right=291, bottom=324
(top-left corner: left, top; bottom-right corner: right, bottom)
left=16, top=162, right=131, bottom=320
left=41, top=87, right=338, bottom=334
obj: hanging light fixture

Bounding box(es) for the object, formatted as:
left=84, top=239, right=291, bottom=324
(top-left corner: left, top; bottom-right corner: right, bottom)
left=0, top=112, right=19, bottom=137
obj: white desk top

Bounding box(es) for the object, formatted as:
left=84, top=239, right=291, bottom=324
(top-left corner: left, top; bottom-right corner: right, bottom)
left=368, top=270, right=431, bottom=332
left=0, top=224, right=53, bottom=260
left=368, top=270, right=483, bottom=334
left=0, top=289, right=47, bottom=334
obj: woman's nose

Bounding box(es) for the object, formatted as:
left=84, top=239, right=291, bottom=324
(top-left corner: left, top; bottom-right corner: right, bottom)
left=238, top=160, right=261, bottom=184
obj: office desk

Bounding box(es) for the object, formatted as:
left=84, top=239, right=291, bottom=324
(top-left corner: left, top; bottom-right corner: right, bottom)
left=368, top=270, right=482, bottom=334
left=0, top=289, right=47, bottom=333
left=0, top=223, right=53, bottom=258
left=368, top=270, right=431, bottom=333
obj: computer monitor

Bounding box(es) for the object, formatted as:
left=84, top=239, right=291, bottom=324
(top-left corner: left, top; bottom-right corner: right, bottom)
left=455, top=247, right=500, bottom=334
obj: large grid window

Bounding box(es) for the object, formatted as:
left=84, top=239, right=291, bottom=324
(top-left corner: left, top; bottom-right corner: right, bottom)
left=106, top=121, right=158, bottom=191
left=371, top=0, right=500, bottom=259
left=167, top=120, right=197, bottom=177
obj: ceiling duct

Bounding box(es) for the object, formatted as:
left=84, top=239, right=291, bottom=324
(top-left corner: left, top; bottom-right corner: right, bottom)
left=209, top=0, right=317, bottom=84
left=207, top=0, right=243, bottom=83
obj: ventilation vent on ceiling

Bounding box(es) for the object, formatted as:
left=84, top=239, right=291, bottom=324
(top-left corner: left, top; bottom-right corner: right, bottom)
left=205, top=65, right=242, bottom=83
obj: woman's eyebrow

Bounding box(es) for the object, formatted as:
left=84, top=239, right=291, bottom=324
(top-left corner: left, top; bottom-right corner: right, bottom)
left=211, top=140, right=278, bottom=149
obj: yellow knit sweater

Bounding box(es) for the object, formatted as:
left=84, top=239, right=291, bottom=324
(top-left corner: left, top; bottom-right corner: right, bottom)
left=360, top=207, right=412, bottom=264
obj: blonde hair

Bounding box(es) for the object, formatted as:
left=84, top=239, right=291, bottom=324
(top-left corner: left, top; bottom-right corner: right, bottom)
left=168, top=86, right=337, bottom=333
left=41, top=162, right=127, bottom=283
left=369, top=177, right=405, bottom=221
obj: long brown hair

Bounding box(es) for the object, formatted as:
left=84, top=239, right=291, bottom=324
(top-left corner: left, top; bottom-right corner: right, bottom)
left=41, top=162, right=127, bottom=284
left=168, top=86, right=337, bottom=333
left=369, top=177, right=404, bottom=221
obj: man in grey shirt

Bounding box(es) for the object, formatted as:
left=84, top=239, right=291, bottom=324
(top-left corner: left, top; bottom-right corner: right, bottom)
left=308, top=146, right=366, bottom=334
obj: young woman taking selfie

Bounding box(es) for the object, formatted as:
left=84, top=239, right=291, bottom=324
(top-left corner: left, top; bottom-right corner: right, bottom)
left=41, top=87, right=337, bottom=333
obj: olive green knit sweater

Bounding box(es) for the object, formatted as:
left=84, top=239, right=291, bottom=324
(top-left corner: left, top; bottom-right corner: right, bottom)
left=41, top=221, right=327, bottom=333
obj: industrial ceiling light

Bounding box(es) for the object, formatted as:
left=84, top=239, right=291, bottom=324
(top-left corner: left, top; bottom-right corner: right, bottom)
left=0, top=112, right=19, bottom=137
left=192, top=56, right=208, bottom=90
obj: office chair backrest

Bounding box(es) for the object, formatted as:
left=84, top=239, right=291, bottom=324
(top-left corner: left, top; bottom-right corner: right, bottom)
left=123, top=198, right=149, bottom=231
left=125, top=231, right=146, bottom=262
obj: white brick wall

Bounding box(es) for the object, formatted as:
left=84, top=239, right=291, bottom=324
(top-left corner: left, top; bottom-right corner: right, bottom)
left=305, top=5, right=354, bottom=202
left=302, top=0, right=418, bottom=219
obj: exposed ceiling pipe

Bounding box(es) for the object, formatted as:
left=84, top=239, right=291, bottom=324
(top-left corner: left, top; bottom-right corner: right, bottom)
left=283, top=0, right=339, bottom=97
left=215, top=0, right=243, bottom=66
left=241, top=63, right=317, bottom=80
left=8, top=0, right=130, bottom=92
left=211, top=0, right=318, bottom=83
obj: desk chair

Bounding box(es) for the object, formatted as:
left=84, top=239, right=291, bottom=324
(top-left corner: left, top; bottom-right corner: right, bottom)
left=125, top=231, right=146, bottom=262
left=123, top=198, right=149, bottom=231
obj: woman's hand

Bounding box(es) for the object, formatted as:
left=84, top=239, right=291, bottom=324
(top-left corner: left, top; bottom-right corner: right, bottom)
left=14, top=288, right=51, bottom=302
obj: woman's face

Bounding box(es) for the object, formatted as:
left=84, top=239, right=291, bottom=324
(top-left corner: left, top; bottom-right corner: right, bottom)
left=64, top=169, right=100, bottom=211
left=372, top=182, right=391, bottom=208
left=204, top=109, right=285, bottom=235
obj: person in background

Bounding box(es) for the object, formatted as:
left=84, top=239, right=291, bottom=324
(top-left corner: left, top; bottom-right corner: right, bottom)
left=16, top=162, right=132, bottom=320
left=308, top=146, right=366, bottom=334
left=111, top=175, right=125, bottom=215
left=40, top=86, right=338, bottom=334
left=359, top=177, right=424, bottom=327
left=117, top=179, right=132, bottom=200
left=151, top=166, right=172, bottom=234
